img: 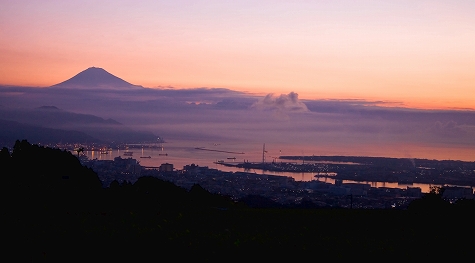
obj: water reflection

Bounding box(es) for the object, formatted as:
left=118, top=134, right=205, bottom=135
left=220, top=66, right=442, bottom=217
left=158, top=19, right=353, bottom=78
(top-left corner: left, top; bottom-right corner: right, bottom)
left=79, top=143, right=473, bottom=194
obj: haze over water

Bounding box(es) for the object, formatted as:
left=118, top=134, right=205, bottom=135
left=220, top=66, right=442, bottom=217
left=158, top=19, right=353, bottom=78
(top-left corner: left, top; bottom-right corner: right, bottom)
left=2, top=66, right=475, bottom=167
left=81, top=139, right=473, bottom=193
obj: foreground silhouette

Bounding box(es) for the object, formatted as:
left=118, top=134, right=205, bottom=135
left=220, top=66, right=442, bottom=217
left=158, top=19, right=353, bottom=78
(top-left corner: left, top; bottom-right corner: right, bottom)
left=2, top=140, right=474, bottom=261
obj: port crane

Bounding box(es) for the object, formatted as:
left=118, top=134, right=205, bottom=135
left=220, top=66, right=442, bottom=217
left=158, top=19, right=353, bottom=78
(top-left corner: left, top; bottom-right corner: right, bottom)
left=262, top=143, right=268, bottom=163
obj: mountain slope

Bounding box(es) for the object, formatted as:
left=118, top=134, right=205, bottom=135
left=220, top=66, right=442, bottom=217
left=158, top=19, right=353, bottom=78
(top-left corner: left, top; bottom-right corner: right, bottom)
left=50, top=67, right=142, bottom=90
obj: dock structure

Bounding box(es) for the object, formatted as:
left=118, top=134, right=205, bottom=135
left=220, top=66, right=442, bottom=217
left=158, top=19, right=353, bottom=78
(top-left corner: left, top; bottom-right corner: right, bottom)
left=194, top=147, right=244, bottom=154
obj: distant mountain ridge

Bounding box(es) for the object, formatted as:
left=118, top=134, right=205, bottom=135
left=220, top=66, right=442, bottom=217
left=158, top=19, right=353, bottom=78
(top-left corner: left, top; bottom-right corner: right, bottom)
left=0, top=105, right=123, bottom=126
left=50, top=67, right=143, bottom=90
left=0, top=118, right=101, bottom=145
left=0, top=106, right=158, bottom=146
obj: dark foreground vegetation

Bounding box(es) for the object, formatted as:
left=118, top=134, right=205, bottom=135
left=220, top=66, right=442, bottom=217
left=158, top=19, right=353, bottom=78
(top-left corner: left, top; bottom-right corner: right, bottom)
left=2, top=140, right=474, bottom=261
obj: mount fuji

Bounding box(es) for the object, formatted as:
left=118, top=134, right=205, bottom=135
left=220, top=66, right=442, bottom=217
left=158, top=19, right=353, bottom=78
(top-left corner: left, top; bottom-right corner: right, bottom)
left=50, top=67, right=143, bottom=90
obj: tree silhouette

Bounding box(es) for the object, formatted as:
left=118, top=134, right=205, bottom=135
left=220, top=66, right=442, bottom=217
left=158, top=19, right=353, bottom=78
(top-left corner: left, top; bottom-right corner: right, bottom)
left=0, top=147, right=10, bottom=164
left=407, top=185, right=450, bottom=212
left=429, top=185, right=445, bottom=195
left=75, top=147, right=84, bottom=158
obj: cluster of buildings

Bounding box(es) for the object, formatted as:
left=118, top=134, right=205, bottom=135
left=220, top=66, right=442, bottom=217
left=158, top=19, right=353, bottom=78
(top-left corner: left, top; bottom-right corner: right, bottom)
left=81, top=157, right=474, bottom=209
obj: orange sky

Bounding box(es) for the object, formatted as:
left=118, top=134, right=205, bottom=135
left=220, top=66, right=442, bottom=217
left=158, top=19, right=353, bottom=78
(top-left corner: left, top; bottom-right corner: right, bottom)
left=1, top=0, right=474, bottom=110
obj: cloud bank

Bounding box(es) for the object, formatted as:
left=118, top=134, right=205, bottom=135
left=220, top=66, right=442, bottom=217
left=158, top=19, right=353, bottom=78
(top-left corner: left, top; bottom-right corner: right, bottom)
left=252, top=92, right=308, bottom=112
left=2, top=84, right=475, bottom=161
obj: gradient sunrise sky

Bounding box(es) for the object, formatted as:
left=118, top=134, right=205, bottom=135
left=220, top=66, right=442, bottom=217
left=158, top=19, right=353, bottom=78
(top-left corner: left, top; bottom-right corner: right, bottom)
left=1, top=0, right=474, bottom=109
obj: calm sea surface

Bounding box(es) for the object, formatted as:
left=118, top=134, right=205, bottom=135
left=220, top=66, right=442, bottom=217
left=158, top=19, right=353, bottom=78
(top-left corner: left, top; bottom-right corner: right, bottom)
left=80, top=141, right=474, bottom=193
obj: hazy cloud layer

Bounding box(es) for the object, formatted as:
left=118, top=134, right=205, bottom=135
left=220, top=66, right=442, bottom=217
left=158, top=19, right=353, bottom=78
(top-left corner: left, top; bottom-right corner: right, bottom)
left=252, top=92, right=308, bottom=112
left=1, top=85, right=475, bottom=161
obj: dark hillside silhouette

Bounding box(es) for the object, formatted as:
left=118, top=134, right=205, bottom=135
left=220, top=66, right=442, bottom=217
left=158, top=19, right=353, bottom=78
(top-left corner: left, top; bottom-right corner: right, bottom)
left=4, top=140, right=102, bottom=211
left=407, top=185, right=475, bottom=215
left=2, top=140, right=474, bottom=261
